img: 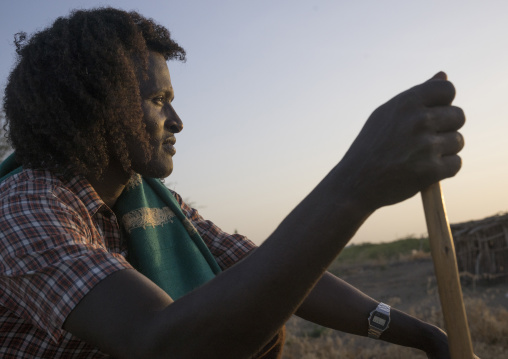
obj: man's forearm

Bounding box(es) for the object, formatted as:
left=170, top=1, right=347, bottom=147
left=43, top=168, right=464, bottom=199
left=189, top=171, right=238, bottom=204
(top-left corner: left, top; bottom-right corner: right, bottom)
left=296, top=271, right=447, bottom=353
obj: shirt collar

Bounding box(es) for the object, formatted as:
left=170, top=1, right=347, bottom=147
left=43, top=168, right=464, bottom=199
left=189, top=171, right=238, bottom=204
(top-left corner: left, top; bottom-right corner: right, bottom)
left=61, top=171, right=110, bottom=217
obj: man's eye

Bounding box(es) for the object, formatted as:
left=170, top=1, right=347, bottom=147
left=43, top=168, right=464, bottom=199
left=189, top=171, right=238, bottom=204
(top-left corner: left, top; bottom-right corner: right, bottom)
left=153, top=96, right=165, bottom=105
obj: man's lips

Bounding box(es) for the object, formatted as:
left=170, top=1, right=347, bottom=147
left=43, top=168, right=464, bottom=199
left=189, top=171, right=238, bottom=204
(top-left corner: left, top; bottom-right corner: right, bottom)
left=162, top=136, right=176, bottom=155
left=163, top=136, right=176, bottom=146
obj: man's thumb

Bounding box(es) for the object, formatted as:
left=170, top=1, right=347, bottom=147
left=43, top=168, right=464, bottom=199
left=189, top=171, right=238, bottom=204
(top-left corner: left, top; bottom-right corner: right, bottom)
left=429, top=71, right=448, bottom=81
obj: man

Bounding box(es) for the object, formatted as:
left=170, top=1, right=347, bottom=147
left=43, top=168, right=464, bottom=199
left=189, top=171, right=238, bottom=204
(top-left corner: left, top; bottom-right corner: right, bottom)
left=0, top=7, right=466, bottom=359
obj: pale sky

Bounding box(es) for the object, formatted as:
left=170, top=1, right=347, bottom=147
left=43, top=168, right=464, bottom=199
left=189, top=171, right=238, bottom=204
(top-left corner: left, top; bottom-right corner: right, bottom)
left=1, top=0, right=507, bottom=245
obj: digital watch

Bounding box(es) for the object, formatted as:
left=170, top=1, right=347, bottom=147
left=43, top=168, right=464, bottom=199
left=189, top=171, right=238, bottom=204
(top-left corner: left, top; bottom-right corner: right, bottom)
left=367, top=302, right=391, bottom=339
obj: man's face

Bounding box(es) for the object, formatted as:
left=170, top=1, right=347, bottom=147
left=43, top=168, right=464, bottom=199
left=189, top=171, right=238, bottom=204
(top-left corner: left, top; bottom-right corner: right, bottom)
left=129, top=52, right=183, bottom=178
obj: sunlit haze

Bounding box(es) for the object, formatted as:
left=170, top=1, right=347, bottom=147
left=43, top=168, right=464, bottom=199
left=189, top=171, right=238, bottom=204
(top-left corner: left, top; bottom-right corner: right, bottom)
left=2, top=0, right=507, bottom=245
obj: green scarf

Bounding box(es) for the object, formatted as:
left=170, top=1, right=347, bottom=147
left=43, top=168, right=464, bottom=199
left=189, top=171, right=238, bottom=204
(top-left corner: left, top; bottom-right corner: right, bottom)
left=0, top=154, right=221, bottom=300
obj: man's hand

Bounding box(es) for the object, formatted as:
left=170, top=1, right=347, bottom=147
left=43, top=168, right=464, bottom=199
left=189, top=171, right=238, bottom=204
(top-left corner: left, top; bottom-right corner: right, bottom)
left=423, top=325, right=481, bottom=359
left=423, top=325, right=451, bottom=359
left=338, top=72, right=465, bottom=211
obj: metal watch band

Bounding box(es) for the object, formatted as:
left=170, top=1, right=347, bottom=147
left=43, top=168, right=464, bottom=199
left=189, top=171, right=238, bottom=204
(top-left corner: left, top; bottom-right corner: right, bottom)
left=368, top=302, right=391, bottom=339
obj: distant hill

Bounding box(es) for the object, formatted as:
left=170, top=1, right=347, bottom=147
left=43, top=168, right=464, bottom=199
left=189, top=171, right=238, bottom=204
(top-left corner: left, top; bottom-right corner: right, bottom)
left=329, top=237, right=430, bottom=274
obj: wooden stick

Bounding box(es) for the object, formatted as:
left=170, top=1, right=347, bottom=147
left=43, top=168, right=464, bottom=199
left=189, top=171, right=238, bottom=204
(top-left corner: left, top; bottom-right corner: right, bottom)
left=421, top=182, right=474, bottom=358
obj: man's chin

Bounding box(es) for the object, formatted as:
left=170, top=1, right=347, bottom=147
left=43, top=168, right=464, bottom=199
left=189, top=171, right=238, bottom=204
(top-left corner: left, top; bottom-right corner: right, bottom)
left=153, top=166, right=173, bottom=179
left=134, top=160, right=173, bottom=179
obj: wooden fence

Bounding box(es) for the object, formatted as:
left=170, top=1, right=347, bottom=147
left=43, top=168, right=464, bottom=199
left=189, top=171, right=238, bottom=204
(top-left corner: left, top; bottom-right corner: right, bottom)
left=450, top=213, right=508, bottom=279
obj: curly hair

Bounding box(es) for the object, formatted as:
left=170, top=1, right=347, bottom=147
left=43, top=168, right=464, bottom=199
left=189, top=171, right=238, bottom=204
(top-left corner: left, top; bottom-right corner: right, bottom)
left=3, top=7, right=186, bottom=178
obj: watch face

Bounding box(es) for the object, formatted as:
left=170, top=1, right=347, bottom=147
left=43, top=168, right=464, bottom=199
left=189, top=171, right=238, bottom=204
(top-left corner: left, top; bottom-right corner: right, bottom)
left=370, top=313, right=389, bottom=329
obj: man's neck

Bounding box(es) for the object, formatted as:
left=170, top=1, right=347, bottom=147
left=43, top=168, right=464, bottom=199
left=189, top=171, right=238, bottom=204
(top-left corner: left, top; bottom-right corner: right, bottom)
left=86, top=164, right=130, bottom=208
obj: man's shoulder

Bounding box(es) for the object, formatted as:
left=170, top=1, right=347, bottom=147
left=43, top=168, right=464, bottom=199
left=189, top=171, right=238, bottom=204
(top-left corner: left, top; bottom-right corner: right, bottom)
left=0, top=168, right=104, bottom=228
left=1, top=168, right=59, bottom=194
left=167, top=187, right=181, bottom=201
left=0, top=168, right=87, bottom=204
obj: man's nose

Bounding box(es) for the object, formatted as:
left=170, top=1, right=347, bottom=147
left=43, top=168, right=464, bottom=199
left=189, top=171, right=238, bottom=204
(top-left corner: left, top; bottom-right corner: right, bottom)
left=165, top=104, right=183, bottom=133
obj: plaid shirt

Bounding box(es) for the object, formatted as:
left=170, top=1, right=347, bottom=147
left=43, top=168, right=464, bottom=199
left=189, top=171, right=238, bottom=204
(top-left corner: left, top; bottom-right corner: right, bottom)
left=0, top=169, right=256, bottom=358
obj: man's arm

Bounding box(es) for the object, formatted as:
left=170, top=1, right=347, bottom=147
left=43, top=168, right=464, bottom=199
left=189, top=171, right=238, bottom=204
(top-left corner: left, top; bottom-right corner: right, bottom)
left=64, top=73, right=465, bottom=358
left=296, top=272, right=450, bottom=357
left=65, top=166, right=373, bottom=359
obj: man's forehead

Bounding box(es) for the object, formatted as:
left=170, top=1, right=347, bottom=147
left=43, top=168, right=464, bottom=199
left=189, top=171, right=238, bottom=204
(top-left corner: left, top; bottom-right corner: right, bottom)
left=140, top=52, right=173, bottom=93
left=148, top=52, right=169, bottom=73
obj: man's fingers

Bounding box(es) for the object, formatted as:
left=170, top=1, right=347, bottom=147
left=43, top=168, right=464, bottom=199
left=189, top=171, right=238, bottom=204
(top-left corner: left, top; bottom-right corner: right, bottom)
left=419, top=154, right=463, bottom=187
left=416, top=77, right=456, bottom=107
left=439, top=154, right=463, bottom=179
left=437, top=131, right=465, bottom=156
left=434, top=106, right=466, bottom=132
left=418, top=106, right=466, bottom=132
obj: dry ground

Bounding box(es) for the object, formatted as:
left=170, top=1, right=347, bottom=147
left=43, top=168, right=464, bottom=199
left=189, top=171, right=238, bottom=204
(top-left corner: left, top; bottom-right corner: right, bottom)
left=282, top=255, right=508, bottom=358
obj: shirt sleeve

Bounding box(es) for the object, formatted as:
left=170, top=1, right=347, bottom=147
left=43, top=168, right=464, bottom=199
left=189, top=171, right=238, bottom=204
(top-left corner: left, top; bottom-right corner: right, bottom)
left=0, top=187, right=132, bottom=343
left=170, top=190, right=257, bottom=270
